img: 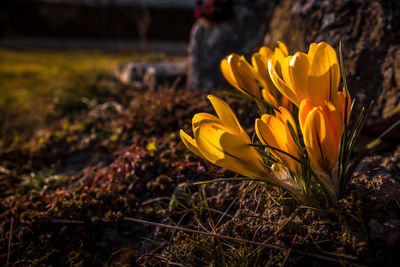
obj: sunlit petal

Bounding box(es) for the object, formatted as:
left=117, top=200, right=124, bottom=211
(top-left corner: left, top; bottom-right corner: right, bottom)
left=256, top=114, right=300, bottom=175
left=299, top=99, right=315, bottom=133
left=220, top=55, right=238, bottom=87
left=207, top=95, right=249, bottom=141
left=180, top=130, right=204, bottom=159
left=259, top=46, right=273, bottom=58
left=192, top=112, right=218, bottom=130
left=276, top=107, right=295, bottom=133
left=238, top=56, right=261, bottom=97
left=195, top=121, right=266, bottom=178
left=251, top=53, right=269, bottom=88
left=261, top=89, right=279, bottom=108
left=289, top=52, right=309, bottom=101
left=277, top=41, right=289, bottom=57
left=268, top=60, right=299, bottom=106
left=308, top=42, right=340, bottom=105
left=307, top=42, right=318, bottom=62
left=303, top=108, right=338, bottom=172
left=281, top=56, right=294, bottom=95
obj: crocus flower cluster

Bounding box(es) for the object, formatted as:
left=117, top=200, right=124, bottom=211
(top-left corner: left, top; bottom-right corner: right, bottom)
left=181, top=41, right=353, bottom=204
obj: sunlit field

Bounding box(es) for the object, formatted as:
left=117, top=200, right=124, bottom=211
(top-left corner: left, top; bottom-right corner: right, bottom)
left=0, top=48, right=167, bottom=146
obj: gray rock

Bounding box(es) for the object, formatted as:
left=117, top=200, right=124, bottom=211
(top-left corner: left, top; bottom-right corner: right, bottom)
left=187, top=0, right=276, bottom=90
left=115, top=60, right=187, bottom=91
left=266, top=0, right=400, bottom=138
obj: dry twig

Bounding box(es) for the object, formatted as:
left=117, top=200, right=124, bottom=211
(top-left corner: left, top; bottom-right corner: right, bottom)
left=124, top=216, right=365, bottom=266
left=7, top=217, right=13, bottom=266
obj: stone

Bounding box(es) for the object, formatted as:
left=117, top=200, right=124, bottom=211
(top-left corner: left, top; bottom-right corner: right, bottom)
left=266, top=0, right=400, bottom=138
left=187, top=0, right=276, bottom=90
left=115, top=60, right=187, bottom=91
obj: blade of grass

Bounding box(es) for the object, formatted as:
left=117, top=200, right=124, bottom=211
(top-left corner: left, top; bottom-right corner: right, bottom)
left=126, top=217, right=364, bottom=265
left=237, top=85, right=278, bottom=112
left=339, top=101, right=374, bottom=196
left=201, top=188, right=225, bottom=262
left=344, top=118, right=400, bottom=183
left=194, top=177, right=267, bottom=185
left=338, top=41, right=349, bottom=187
left=249, top=144, right=301, bottom=163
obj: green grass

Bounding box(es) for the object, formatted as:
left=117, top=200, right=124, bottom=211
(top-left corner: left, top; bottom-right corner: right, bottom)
left=0, top=48, right=167, bottom=146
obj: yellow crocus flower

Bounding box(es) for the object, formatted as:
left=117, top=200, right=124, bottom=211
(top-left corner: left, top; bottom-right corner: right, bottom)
left=252, top=42, right=293, bottom=112
left=268, top=42, right=340, bottom=107
left=221, top=42, right=293, bottom=112
left=180, top=95, right=265, bottom=178
left=180, top=95, right=304, bottom=200
left=255, top=107, right=301, bottom=176
left=252, top=41, right=288, bottom=91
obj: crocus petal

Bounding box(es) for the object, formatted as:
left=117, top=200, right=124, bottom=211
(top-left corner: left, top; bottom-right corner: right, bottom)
left=259, top=46, right=273, bottom=58
left=307, top=42, right=340, bottom=106
left=303, top=108, right=338, bottom=172
left=281, top=96, right=293, bottom=113
left=222, top=54, right=260, bottom=98
left=275, top=106, right=297, bottom=135
left=251, top=53, right=269, bottom=89
left=268, top=60, right=300, bottom=106
left=257, top=115, right=288, bottom=157
left=277, top=41, right=289, bottom=57
left=273, top=108, right=301, bottom=173
left=207, top=95, right=250, bottom=142
left=280, top=56, right=295, bottom=95
left=194, top=121, right=266, bottom=178
left=337, top=90, right=352, bottom=123
left=299, top=99, right=316, bottom=133
left=270, top=46, right=288, bottom=73
left=180, top=130, right=204, bottom=159
left=252, top=48, right=280, bottom=98
left=321, top=101, right=341, bottom=144
left=251, top=52, right=267, bottom=75
left=220, top=55, right=238, bottom=87
left=234, top=56, right=261, bottom=98
left=255, top=115, right=300, bottom=175
left=192, top=112, right=219, bottom=130
left=261, top=89, right=279, bottom=108
left=288, top=52, right=310, bottom=101
left=307, top=43, right=318, bottom=62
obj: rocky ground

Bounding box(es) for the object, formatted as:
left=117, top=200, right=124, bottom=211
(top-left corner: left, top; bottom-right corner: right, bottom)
left=0, top=71, right=399, bottom=266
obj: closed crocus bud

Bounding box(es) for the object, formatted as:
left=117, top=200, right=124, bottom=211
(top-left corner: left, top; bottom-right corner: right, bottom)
left=299, top=99, right=342, bottom=171
left=299, top=99, right=344, bottom=201
left=220, top=54, right=260, bottom=99
left=221, top=42, right=293, bottom=112
left=268, top=42, right=340, bottom=107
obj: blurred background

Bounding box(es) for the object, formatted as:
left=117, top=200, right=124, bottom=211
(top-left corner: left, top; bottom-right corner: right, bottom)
left=0, top=0, right=194, bottom=50
left=0, top=0, right=197, bottom=145
left=0, top=0, right=274, bottom=146
left=1, top=0, right=399, bottom=146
